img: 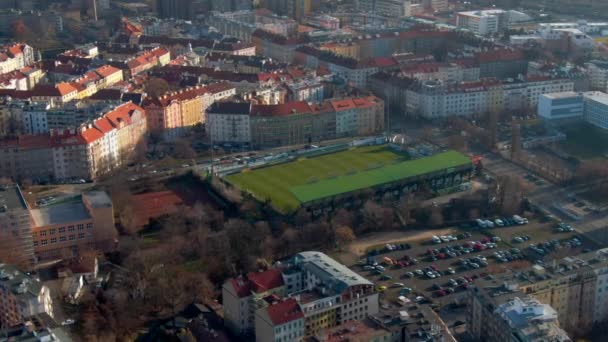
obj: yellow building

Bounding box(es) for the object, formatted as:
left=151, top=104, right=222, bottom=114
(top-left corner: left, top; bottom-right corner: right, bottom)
left=94, top=65, right=124, bottom=88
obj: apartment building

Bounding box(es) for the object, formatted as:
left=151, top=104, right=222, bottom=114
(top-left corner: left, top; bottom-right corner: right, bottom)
left=357, top=0, right=412, bottom=17
left=30, top=191, right=115, bottom=261
left=0, top=263, right=54, bottom=329
left=286, top=78, right=324, bottom=103
left=124, top=47, right=171, bottom=77
left=255, top=298, right=305, bottom=342
left=586, top=60, right=608, bottom=92
left=143, top=82, right=236, bottom=140
left=467, top=283, right=570, bottom=342
left=471, top=249, right=608, bottom=336
left=406, top=76, right=574, bottom=118
left=0, top=185, right=35, bottom=270
left=206, top=102, right=252, bottom=144
left=209, top=96, right=383, bottom=147
left=401, top=62, right=481, bottom=83
left=30, top=83, right=79, bottom=104
left=0, top=43, right=35, bottom=74
left=456, top=10, right=507, bottom=35
left=223, top=251, right=378, bottom=339
left=0, top=102, right=147, bottom=181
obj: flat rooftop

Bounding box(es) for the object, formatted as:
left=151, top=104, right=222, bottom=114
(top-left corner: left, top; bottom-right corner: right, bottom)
left=584, top=91, right=608, bottom=105
left=30, top=202, right=91, bottom=227
left=0, top=184, right=27, bottom=212
left=543, top=91, right=580, bottom=99
left=82, top=191, right=112, bottom=208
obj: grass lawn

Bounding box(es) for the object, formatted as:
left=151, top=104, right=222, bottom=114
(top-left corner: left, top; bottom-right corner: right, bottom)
left=559, top=123, right=608, bottom=159
left=225, top=145, right=471, bottom=213
left=225, top=146, right=407, bottom=213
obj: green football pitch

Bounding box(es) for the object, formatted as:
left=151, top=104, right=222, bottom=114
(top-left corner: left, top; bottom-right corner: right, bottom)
left=224, top=145, right=470, bottom=213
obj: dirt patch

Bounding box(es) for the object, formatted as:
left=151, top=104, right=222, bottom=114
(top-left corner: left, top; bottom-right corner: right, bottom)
left=347, top=228, right=457, bottom=257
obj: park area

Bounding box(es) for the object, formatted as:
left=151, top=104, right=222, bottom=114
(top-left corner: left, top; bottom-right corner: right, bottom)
left=558, top=123, right=608, bottom=159
left=224, top=145, right=471, bottom=213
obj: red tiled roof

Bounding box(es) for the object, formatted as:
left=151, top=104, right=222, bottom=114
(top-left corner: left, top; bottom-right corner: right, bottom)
left=95, top=65, right=121, bottom=78
left=251, top=101, right=313, bottom=117
left=56, top=82, right=77, bottom=96
left=93, top=117, right=114, bottom=133
left=80, top=127, right=104, bottom=144
left=476, top=48, right=524, bottom=63
left=330, top=99, right=356, bottom=112
left=265, top=298, right=304, bottom=326
left=248, top=268, right=284, bottom=293
left=230, top=268, right=285, bottom=298
left=105, top=102, right=144, bottom=127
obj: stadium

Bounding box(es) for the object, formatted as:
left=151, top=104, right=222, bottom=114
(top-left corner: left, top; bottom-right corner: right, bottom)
left=223, top=145, right=473, bottom=214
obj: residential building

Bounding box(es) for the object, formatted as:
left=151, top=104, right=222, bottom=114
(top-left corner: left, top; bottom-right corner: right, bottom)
left=0, top=43, right=35, bottom=74
left=305, top=14, right=340, bottom=30
left=0, top=185, right=35, bottom=270
left=143, top=82, right=236, bottom=140
left=407, top=76, right=574, bottom=119
left=456, top=10, right=508, bottom=35
left=0, top=263, right=54, bottom=329
left=223, top=251, right=378, bottom=338
left=586, top=60, right=608, bottom=92
left=467, top=282, right=570, bottom=342
left=255, top=298, right=305, bottom=342
left=30, top=191, right=115, bottom=261
left=0, top=102, right=147, bottom=181
left=30, top=83, right=79, bottom=104
left=124, top=47, right=171, bottom=77
left=286, top=78, right=324, bottom=103
left=157, top=0, right=193, bottom=20
left=474, top=48, right=528, bottom=80
left=0, top=67, right=45, bottom=91
left=206, top=102, right=252, bottom=144
left=357, top=0, right=412, bottom=18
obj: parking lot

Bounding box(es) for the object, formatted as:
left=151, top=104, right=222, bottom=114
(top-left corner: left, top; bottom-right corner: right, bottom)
left=350, top=216, right=598, bottom=307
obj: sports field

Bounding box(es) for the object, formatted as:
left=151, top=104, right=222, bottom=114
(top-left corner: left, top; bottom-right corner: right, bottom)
left=224, top=146, right=470, bottom=213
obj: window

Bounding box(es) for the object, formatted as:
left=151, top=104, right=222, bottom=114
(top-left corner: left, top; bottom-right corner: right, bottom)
left=40, top=231, right=47, bottom=236
left=50, top=228, right=56, bottom=235
left=50, top=237, right=57, bottom=243
left=78, top=233, right=85, bottom=239
left=69, top=235, right=75, bottom=241
left=59, top=227, right=65, bottom=233
left=41, top=240, right=48, bottom=246
left=60, top=236, right=66, bottom=242
left=33, top=241, right=38, bottom=247
left=78, top=224, right=84, bottom=230
left=68, top=226, right=75, bottom=232
left=86, top=223, right=93, bottom=229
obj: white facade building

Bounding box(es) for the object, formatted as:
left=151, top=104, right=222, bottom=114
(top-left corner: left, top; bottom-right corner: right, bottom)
left=206, top=102, right=252, bottom=144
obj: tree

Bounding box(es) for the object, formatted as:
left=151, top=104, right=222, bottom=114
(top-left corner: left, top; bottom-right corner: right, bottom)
left=334, top=226, right=356, bottom=249
left=144, top=78, right=171, bottom=98
left=173, top=139, right=196, bottom=160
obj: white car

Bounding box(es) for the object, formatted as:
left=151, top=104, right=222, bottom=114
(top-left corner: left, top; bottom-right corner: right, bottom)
left=61, top=319, right=75, bottom=326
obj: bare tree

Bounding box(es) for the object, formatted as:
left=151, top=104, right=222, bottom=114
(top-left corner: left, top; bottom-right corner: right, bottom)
left=334, top=226, right=356, bottom=249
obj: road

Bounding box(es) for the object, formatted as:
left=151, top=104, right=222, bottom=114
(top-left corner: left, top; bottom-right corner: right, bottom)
left=482, top=152, right=608, bottom=247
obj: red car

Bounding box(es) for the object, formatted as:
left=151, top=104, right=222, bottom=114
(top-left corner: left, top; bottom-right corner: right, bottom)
left=437, top=253, right=446, bottom=259
left=434, top=290, right=446, bottom=297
